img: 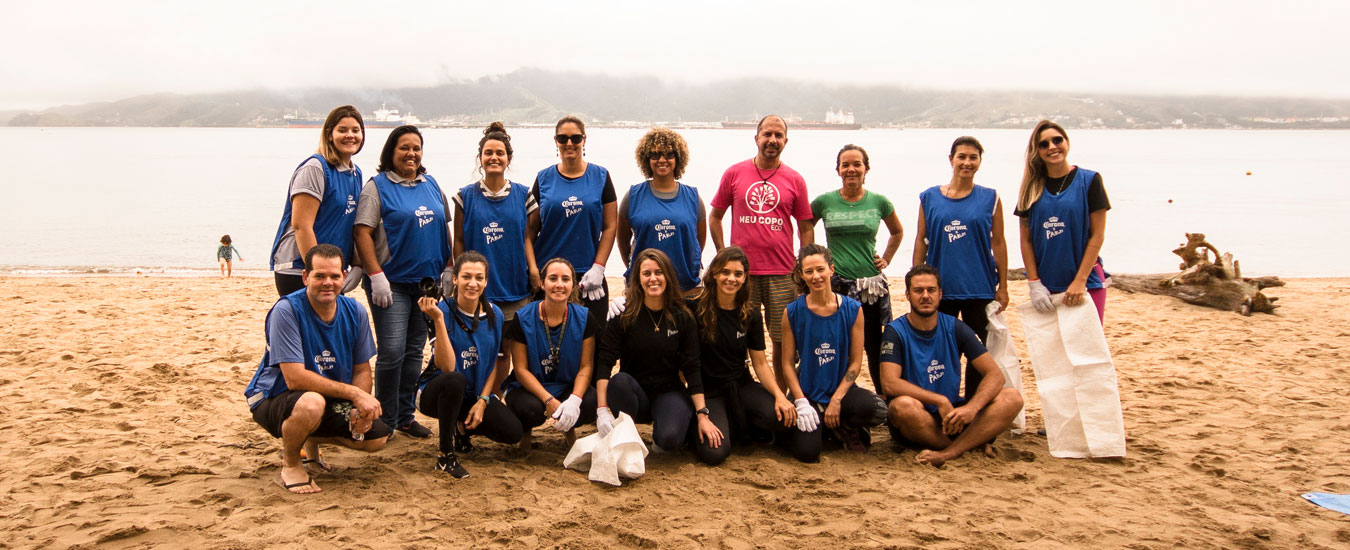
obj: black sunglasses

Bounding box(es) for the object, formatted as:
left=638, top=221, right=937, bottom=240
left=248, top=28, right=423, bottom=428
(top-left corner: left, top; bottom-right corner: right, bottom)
left=555, top=134, right=585, bottom=145
left=649, top=151, right=677, bottom=160
left=1037, top=135, right=1066, bottom=150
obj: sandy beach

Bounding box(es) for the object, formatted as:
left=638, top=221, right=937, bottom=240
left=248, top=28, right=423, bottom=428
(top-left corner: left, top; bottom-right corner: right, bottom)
left=1, top=275, right=1347, bottom=549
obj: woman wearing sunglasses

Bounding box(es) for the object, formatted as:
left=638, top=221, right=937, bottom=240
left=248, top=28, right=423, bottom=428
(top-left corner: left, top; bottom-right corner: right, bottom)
left=1014, top=120, right=1111, bottom=322
left=617, top=127, right=706, bottom=297
left=527, top=116, right=619, bottom=332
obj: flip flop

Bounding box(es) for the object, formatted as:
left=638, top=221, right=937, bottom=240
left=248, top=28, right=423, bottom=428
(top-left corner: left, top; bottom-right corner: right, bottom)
left=275, top=473, right=321, bottom=494
left=278, top=449, right=335, bottom=474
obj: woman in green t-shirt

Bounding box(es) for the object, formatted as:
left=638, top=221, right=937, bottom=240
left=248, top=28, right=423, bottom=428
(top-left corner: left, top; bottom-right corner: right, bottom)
left=809, top=144, right=904, bottom=396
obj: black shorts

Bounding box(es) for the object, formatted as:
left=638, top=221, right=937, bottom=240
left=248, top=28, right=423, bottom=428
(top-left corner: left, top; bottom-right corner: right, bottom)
left=252, top=390, right=391, bottom=441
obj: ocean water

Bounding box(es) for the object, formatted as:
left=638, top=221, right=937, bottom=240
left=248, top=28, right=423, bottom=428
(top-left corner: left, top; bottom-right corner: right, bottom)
left=1, top=126, right=1345, bottom=277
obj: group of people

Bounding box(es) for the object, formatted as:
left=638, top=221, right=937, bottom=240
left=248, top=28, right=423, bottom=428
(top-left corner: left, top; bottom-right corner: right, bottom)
left=243, top=107, right=1111, bottom=494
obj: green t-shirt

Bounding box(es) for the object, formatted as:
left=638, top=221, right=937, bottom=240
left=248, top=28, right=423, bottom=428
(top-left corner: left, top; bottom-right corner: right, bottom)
left=811, top=190, right=894, bottom=280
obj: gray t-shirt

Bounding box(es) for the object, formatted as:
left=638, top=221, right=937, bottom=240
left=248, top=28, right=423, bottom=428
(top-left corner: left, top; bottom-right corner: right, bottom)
left=355, top=172, right=454, bottom=269
left=273, top=158, right=355, bottom=275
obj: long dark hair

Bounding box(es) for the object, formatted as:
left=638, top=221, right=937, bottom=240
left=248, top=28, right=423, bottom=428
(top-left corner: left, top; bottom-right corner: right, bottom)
left=695, top=246, right=753, bottom=344
left=620, top=248, right=690, bottom=329
left=377, top=125, right=427, bottom=176
left=449, top=251, right=495, bottom=329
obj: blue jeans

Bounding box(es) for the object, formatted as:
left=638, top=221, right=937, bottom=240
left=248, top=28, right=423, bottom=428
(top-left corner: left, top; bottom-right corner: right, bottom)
left=366, top=280, right=428, bottom=429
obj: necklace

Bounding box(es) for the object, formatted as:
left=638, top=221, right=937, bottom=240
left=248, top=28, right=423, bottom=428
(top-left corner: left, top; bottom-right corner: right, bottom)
left=752, top=158, right=781, bottom=183
left=542, top=304, right=568, bottom=370
left=645, top=306, right=663, bottom=332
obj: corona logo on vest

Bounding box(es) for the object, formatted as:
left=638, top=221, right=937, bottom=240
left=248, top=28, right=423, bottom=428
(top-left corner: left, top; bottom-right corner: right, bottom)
left=814, top=342, right=837, bottom=367
left=415, top=205, right=436, bottom=228
left=1042, top=216, right=1066, bottom=240
left=655, top=219, right=677, bottom=241
left=314, top=350, right=337, bottom=372
left=944, top=219, right=969, bottom=243
left=926, top=359, right=946, bottom=385
left=561, top=196, right=584, bottom=218
left=483, top=221, right=504, bottom=245
left=460, top=346, right=479, bottom=370
left=345, top=194, right=357, bottom=215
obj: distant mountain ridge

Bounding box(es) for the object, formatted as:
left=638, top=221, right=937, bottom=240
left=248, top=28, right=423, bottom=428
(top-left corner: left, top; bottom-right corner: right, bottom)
left=10, top=68, right=1350, bottom=129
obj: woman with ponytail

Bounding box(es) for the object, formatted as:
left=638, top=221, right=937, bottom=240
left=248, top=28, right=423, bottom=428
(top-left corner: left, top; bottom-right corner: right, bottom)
left=453, top=122, right=535, bottom=320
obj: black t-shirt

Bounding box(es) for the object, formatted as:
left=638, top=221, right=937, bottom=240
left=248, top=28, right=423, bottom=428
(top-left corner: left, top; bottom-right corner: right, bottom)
left=596, top=304, right=703, bottom=396
left=1014, top=167, right=1110, bottom=217
left=531, top=170, right=617, bottom=204
left=691, top=299, right=767, bottom=397
left=502, top=306, right=600, bottom=345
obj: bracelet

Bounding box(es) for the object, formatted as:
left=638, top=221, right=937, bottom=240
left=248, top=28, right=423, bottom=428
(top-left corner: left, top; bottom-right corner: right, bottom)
left=545, top=396, right=556, bottom=405
left=477, top=395, right=490, bottom=402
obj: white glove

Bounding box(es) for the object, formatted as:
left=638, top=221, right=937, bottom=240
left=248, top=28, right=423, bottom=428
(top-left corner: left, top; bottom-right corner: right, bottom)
left=1028, top=279, right=1054, bottom=313
left=607, top=296, right=626, bottom=320
left=580, top=263, right=607, bottom=300
left=368, top=271, right=393, bottom=308
left=595, top=406, right=615, bottom=437
left=438, top=265, right=455, bottom=300
left=794, top=398, right=819, bottom=432
left=341, top=265, right=364, bottom=294
left=857, top=274, right=887, bottom=305
left=551, top=394, right=583, bottom=432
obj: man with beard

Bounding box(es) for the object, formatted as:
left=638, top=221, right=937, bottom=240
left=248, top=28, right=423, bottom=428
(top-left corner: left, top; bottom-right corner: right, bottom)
left=878, top=264, right=1022, bottom=467
left=709, top=115, right=814, bottom=385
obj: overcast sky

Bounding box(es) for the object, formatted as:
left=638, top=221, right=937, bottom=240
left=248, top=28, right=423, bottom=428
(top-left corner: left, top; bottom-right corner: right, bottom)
left=3, top=0, right=1347, bottom=110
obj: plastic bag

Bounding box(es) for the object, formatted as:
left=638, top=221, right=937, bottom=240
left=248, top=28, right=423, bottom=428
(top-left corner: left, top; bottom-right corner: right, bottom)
left=562, top=412, right=648, bottom=486
left=1018, top=296, right=1126, bottom=458
left=984, top=302, right=1027, bottom=434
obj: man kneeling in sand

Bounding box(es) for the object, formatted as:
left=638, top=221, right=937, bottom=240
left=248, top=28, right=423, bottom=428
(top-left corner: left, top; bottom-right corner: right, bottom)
left=878, top=264, right=1022, bottom=467
left=244, top=244, right=390, bottom=494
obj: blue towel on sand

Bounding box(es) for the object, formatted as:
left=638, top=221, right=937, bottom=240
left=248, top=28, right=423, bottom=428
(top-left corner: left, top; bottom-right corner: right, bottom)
left=1302, top=492, right=1350, bottom=515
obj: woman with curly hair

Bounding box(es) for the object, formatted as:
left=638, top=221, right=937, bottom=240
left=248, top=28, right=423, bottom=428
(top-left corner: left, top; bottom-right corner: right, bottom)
left=595, top=248, right=718, bottom=452
left=688, top=246, right=798, bottom=465
left=1014, top=120, right=1111, bottom=322
left=617, top=127, right=706, bottom=296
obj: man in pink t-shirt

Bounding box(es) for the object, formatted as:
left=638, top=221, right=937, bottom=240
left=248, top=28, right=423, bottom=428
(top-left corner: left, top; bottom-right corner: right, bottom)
left=710, top=115, right=815, bottom=383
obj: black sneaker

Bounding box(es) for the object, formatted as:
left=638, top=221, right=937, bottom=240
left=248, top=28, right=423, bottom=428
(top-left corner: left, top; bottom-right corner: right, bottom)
left=836, top=426, right=867, bottom=453
left=435, top=453, right=470, bottom=479
left=454, top=434, right=474, bottom=454
left=397, top=421, right=432, bottom=439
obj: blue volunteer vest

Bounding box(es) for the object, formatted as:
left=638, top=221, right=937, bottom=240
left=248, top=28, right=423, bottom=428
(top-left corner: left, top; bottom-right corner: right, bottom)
left=887, top=313, right=963, bottom=414
left=1027, top=168, right=1103, bottom=293
left=509, top=301, right=588, bottom=396
left=373, top=172, right=451, bottom=283
left=270, top=154, right=363, bottom=270
left=921, top=185, right=999, bottom=300
left=534, top=164, right=608, bottom=270
left=417, top=301, right=505, bottom=398
left=623, top=181, right=703, bottom=291
left=786, top=294, right=861, bottom=405
left=244, top=290, right=365, bottom=410
left=459, top=182, right=531, bottom=302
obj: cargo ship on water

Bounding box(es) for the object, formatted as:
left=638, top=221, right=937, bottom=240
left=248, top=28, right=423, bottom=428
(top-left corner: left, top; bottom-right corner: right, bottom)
left=720, top=109, right=862, bottom=130
left=285, top=104, right=421, bottom=129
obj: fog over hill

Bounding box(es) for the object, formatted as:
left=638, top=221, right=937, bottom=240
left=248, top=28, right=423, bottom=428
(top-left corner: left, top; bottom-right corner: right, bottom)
left=9, top=68, right=1350, bottom=129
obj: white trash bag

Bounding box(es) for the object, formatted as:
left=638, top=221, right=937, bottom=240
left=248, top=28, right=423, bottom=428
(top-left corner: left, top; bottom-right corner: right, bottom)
left=562, top=412, right=648, bottom=486
left=1018, top=296, right=1126, bottom=459
left=984, top=302, right=1027, bottom=434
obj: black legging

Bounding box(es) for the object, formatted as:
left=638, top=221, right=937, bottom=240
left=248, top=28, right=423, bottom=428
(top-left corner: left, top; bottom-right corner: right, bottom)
left=938, top=298, right=992, bottom=399
left=416, top=371, right=523, bottom=453
left=275, top=272, right=305, bottom=297
left=693, top=381, right=790, bottom=466
left=781, top=386, right=887, bottom=463
left=605, top=372, right=693, bottom=451
left=505, top=386, right=598, bottom=431
left=859, top=297, right=886, bottom=394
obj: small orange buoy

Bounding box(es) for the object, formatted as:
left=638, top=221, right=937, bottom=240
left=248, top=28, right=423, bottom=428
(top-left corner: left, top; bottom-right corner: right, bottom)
left=1246, top=171, right=1252, bottom=176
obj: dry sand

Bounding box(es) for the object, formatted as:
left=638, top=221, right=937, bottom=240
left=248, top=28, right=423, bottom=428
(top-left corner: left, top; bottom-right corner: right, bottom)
left=1, top=275, right=1347, bottom=549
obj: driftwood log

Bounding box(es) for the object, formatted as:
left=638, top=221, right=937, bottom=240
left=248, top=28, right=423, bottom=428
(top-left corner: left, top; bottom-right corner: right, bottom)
left=1110, top=233, right=1283, bottom=315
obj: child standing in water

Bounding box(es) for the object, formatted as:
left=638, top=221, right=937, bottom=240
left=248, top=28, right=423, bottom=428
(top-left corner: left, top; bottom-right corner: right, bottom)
left=217, top=234, right=244, bottom=278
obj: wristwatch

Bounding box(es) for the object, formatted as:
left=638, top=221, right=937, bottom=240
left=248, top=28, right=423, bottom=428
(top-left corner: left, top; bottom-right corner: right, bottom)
left=696, top=407, right=710, bottom=416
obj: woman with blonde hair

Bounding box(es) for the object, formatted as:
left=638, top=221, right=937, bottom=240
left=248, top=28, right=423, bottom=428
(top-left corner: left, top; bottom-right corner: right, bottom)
left=1014, top=121, right=1111, bottom=322
left=268, top=105, right=366, bottom=296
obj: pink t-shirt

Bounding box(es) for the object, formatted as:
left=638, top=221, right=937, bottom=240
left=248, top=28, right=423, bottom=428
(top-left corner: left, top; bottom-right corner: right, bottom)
left=711, top=159, right=813, bottom=275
